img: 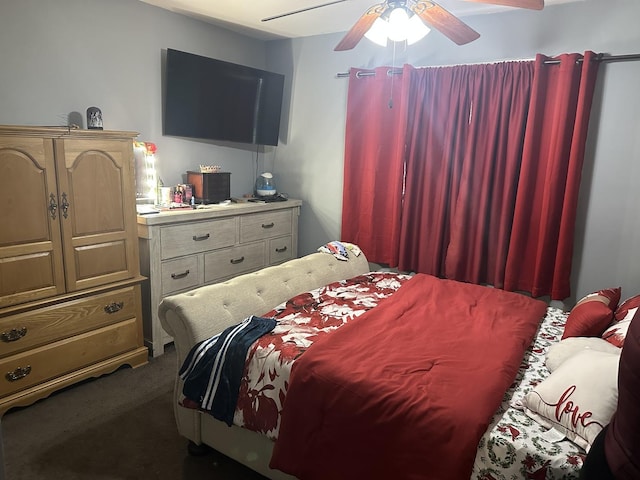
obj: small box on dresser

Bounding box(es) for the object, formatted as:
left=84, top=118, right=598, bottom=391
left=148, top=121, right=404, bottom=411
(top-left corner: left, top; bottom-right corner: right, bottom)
left=187, top=171, right=231, bottom=204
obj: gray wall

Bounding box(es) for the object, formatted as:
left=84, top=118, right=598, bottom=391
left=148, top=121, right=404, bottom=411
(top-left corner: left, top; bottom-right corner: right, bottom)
left=1, top=0, right=639, bottom=305
left=0, top=0, right=270, bottom=196
left=267, top=0, right=640, bottom=306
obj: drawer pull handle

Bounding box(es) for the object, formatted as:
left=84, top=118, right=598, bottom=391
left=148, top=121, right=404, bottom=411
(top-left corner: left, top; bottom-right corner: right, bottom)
left=275, top=246, right=288, bottom=253
left=171, top=270, right=190, bottom=279
left=104, top=302, right=124, bottom=314
left=1, top=327, right=28, bottom=343
left=192, top=234, right=211, bottom=241
left=261, top=223, right=275, bottom=229
left=6, top=365, right=31, bottom=382
left=230, top=256, right=245, bottom=265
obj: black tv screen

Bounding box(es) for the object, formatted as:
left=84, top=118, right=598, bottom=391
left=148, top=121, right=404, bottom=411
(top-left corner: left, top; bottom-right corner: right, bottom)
left=163, top=49, right=285, bottom=146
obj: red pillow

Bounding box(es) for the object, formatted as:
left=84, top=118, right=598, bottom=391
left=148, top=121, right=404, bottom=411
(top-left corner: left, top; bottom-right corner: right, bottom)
left=603, top=306, right=639, bottom=348
left=599, top=287, right=622, bottom=311
left=614, top=294, right=640, bottom=321
left=562, top=287, right=621, bottom=339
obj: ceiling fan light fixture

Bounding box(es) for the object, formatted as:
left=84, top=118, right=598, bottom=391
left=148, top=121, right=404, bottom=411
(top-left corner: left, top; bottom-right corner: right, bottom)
left=406, top=13, right=431, bottom=45
left=387, top=7, right=410, bottom=42
left=364, top=5, right=431, bottom=47
left=332, top=0, right=538, bottom=51
left=364, top=17, right=389, bottom=47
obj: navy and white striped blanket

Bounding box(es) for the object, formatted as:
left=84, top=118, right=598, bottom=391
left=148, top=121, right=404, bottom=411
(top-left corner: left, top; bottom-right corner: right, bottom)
left=179, top=315, right=277, bottom=426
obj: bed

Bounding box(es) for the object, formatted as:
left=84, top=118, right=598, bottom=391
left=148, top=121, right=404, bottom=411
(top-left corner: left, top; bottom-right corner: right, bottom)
left=159, top=245, right=595, bottom=480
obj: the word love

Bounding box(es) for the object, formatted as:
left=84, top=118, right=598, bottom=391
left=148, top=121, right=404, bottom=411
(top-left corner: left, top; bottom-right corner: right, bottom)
left=547, top=385, right=602, bottom=429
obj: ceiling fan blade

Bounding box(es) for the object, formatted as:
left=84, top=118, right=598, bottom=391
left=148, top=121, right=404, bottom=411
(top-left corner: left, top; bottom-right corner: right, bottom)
left=334, top=3, right=386, bottom=51
left=410, top=1, right=480, bottom=45
left=462, top=0, right=544, bottom=10
left=262, top=0, right=348, bottom=22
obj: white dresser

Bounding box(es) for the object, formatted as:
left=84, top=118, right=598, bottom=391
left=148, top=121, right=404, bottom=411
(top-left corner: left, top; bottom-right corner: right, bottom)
left=137, top=200, right=301, bottom=356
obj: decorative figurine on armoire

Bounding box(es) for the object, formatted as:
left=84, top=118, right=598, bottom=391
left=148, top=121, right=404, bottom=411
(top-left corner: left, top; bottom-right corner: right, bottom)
left=87, top=106, right=103, bottom=130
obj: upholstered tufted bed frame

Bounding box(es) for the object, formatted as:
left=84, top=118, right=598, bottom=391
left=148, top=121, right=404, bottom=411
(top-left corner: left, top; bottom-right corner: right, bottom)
left=158, top=251, right=370, bottom=479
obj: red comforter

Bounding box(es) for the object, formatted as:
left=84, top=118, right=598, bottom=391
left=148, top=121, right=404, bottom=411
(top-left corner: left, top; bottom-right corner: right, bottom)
left=270, top=274, right=547, bottom=480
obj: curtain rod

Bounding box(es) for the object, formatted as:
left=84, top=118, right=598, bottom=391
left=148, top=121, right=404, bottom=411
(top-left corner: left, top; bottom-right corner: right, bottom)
left=335, top=52, right=640, bottom=78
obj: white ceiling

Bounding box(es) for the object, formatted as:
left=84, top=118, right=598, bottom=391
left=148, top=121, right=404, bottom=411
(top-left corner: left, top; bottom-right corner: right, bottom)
left=138, top=0, right=584, bottom=41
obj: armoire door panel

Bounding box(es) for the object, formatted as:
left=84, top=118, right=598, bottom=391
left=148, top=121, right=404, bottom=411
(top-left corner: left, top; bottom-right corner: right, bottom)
left=0, top=252, right=57, bottom=307
left=0, top=155, right=50, bottom=244
left=55, top=138, right=138, bottom=291
left=65, top=150, right=126, bottom=235
left=0, top=137, right=65, bottom=307
left=73, top=240, right=128, bottom=281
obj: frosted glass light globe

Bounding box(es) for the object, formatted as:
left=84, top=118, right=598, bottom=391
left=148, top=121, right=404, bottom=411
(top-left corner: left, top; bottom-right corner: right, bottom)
left=387, top=8, right=410, bottom=42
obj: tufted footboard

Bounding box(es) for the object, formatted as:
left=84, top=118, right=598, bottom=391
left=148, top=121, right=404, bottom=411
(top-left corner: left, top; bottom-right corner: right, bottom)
left=158, top=250, right=370, bottom=478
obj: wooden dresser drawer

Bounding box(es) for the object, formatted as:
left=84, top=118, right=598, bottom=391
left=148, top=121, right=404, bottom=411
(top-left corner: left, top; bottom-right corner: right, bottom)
left=161, top=256, right=200, bottom=296
left=0, top=318, right=139, bottom=397
left=160, top=218, right=236, bottom=259
left=269, top=236, right=293, bottom=265
left=240, top=210, right=292, bottom=243
left=0, top=286, right=138, bottom=358
left=204, top=243, right=265, bottom=283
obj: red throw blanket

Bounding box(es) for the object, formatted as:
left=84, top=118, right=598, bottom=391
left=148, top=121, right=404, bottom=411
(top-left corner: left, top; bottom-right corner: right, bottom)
left=270, top=274, right=547, bottom=480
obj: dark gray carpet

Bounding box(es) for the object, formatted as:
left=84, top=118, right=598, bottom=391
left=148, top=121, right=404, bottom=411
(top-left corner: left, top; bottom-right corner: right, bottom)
left=1, top=345, right=268, bottom=480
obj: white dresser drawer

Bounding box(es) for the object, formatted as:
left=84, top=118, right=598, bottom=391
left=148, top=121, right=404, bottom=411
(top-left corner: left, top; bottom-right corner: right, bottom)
left=204, top=243, right=265, bottom=283
left=161, top=256, right=200, bottom=295
left=269, top=236, right=293, bottom=265
left=160, top=218, right=236, bottom=259
left=240, top=210, right=292, bottom=243
left=137, top=200, right=301, bottom=356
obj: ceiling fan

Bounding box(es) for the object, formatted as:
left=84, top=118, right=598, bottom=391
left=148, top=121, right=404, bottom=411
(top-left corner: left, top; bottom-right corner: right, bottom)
left=262, top=0, right=543, bottom=51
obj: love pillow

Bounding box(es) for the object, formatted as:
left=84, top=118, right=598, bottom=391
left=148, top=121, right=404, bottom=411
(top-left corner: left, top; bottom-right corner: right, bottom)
left=522, top=349, right=620, bottom=451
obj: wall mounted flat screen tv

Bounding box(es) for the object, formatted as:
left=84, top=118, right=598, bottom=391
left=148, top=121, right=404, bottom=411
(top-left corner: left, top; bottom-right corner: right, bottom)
left=163, top=48, right=285, bottom=146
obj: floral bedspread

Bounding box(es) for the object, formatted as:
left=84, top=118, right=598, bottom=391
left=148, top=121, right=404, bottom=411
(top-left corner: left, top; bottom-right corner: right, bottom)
left=182, top=272, right=586, bottom=479
left=231, top=271, right=412, bottom=438
left=472, top=306, right=585, bottom=480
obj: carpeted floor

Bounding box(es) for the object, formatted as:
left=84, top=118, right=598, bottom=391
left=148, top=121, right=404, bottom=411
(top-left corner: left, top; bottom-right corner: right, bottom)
left=1, top=345, right=268, bottom=480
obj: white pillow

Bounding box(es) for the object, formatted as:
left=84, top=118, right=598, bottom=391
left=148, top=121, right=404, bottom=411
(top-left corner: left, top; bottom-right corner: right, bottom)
left=522, top=349, right=620, bottom=451
left=545, top=337, right=621, bottom=372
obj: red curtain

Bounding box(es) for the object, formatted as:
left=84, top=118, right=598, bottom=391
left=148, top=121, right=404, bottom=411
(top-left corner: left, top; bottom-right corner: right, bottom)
left=504, top=52, right=601, bottom=299
left=397, top=64, right=474, bottom=275
left=398, top=62, right=534, bottom=282
left=341, top=67, right=407, bottom=265
left=341, top=52, right=600, bottom=300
